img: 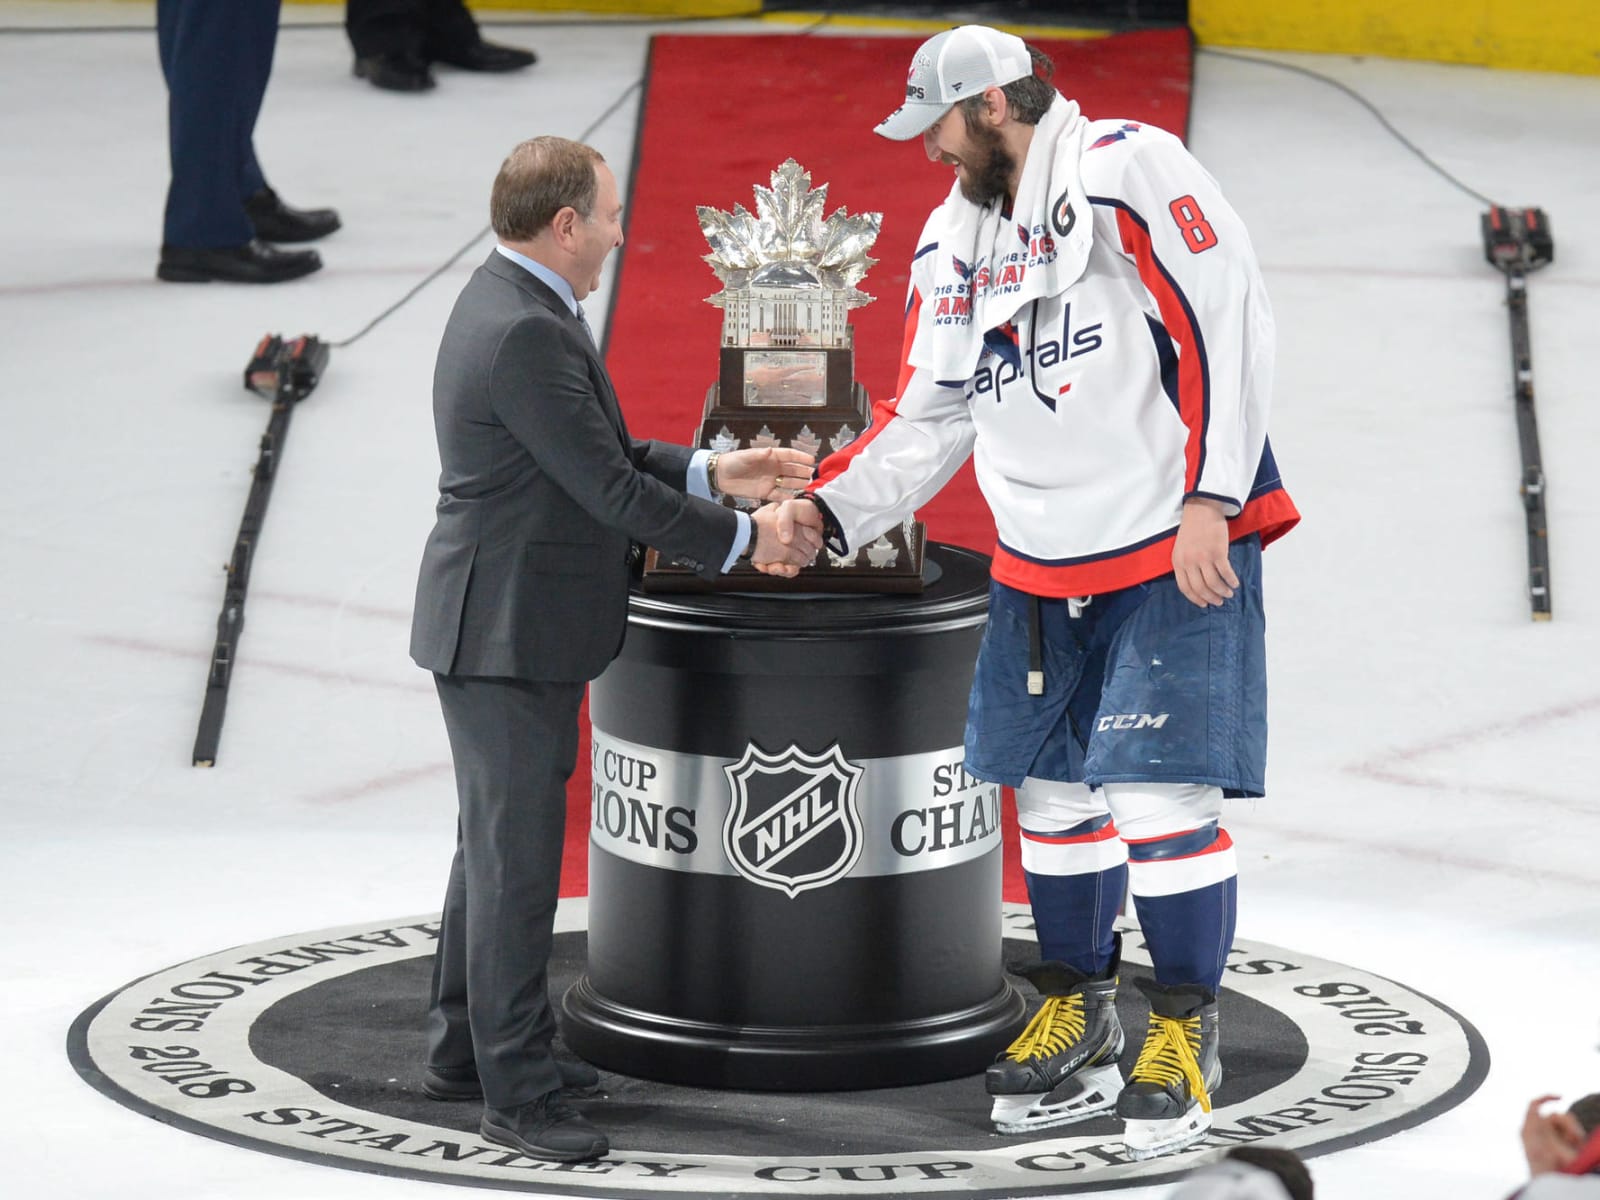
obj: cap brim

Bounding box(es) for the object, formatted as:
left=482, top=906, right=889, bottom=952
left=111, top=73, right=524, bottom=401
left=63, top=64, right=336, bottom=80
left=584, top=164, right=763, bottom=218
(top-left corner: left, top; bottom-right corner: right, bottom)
left=874, top=99, right=952, bottom=141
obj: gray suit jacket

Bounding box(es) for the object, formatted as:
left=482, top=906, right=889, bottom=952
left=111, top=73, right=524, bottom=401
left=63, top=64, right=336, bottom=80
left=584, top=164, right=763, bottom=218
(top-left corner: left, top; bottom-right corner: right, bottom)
left=410, top=251, right=737, bottom=682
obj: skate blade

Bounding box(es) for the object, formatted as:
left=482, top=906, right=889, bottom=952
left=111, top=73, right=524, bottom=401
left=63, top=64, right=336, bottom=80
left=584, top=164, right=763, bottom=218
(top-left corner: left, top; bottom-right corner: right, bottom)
left=1121, top=1107, right=1212, bottom=1161
left=991, top=1064, right=1124, bottom=1134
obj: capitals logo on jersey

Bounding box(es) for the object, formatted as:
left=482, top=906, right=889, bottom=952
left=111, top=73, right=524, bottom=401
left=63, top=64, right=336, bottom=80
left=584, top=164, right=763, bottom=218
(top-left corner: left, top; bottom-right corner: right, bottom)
left=982, top=321, right=1022, bottom=372
left=971, top=298, right=1105, bottom=411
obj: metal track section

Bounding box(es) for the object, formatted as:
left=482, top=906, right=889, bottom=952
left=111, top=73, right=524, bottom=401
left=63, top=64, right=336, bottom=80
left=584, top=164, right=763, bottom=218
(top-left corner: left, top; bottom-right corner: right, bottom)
left=193, top=335, right=329, bottom=765
left=1481, top=207, right=1554, bottom=620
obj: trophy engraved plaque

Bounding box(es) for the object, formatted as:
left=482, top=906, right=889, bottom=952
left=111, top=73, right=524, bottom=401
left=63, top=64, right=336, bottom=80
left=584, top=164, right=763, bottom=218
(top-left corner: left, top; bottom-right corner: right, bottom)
left=643, top=159, right=926, bottom=592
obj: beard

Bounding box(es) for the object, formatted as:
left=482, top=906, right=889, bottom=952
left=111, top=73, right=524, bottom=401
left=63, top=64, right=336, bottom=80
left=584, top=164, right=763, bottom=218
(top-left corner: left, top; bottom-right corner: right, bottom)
left=959, top=119, right=1015, bottom=207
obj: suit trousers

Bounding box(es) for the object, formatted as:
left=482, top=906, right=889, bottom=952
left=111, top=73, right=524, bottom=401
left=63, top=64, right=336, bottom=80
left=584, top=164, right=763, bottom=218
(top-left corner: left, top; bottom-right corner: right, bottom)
left=345, top=0, right=481, bottom=60
left=157, top=0, right=276, bottom=248
left=427, top=673, right=584, bottom=1109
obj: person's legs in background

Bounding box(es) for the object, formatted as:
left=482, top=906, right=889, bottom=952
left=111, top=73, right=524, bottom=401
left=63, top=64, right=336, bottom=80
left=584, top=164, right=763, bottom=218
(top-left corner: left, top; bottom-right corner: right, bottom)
left=422, top=0, right=536, bottom=75
left=348, top=0, right=536, bottom=93
left=348, top=0, right=433, bottom=91
left=156, top=0, right=331, bottom=282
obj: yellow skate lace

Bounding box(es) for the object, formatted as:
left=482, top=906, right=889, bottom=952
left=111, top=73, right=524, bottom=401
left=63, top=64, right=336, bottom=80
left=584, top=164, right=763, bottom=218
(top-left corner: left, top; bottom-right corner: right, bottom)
left=1005, top=994, right=1086, bottom=1063
left=1130, top=1013, right=1212, bottom=1113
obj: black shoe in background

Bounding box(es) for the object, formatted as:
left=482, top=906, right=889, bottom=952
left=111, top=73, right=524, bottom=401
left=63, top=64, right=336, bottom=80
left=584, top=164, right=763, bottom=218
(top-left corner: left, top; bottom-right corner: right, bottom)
left=421, top=1064, right=482, bottom=1102
left=245, top=188, right=340, bottom=243
left=480, top=1091, right=608, bottom=1163
left=432, top=40, right=537, bottom=72
left=157, top=240, right=322, bottom=284
left=353, top=52, right=435, bottom=91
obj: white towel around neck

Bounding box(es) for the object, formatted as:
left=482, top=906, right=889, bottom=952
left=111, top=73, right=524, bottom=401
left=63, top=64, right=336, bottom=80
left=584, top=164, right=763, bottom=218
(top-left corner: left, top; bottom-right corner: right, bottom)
left=909, top=94, right=1094, bottom=382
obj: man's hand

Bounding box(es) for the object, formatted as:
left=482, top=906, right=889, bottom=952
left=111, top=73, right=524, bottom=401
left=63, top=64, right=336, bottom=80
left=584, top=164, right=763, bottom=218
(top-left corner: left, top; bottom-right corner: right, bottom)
left=749, top=500, right=822, bottom=578
left=715, top=447, right=816, bottom=501
left=1522, top=1095, right=1586, bottom=1176
left=773, top=497, right=824, bottom=555
left=1171, top=497, right=1238, bottom=608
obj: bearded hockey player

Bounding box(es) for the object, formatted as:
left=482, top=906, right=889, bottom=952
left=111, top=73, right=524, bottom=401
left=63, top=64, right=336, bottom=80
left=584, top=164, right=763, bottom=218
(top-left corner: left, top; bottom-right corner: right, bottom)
left=777, top=25, right=1299, bottom=1159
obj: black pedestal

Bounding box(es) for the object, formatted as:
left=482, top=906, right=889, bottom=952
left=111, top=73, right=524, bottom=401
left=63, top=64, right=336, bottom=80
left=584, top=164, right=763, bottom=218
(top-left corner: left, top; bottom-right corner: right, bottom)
left=561, top=544, right=1025, bottom=1091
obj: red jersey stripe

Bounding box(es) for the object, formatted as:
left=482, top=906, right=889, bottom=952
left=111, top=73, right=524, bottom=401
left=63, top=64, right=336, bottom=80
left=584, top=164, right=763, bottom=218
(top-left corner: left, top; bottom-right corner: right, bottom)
left=1116, top=207, right=1207, bottom=493
left=992, top=489, right=1300, bottom=597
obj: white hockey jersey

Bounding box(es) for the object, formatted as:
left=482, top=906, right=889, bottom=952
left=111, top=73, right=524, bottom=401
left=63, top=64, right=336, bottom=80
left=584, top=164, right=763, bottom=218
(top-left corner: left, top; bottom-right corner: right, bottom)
left=813, top=117, right=1298, bottom=597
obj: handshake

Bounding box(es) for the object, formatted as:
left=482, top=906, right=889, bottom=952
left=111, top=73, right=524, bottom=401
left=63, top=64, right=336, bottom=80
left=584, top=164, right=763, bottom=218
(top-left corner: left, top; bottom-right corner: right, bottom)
left=712, top=447, right=829, bottom=579
left=749, top=497, right=825, bottom=578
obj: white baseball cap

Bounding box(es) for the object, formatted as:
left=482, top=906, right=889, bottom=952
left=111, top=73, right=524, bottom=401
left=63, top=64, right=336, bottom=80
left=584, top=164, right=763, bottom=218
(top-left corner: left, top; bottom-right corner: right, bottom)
left=1164, top=1162, right=1293, bottom=1200
left=874, top=25, right=1034, bottom=141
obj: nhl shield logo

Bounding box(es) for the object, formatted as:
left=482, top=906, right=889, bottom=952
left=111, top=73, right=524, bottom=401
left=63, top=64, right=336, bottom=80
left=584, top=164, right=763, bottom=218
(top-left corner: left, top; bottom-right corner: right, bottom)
left=721, top=743, right=865, bottom=898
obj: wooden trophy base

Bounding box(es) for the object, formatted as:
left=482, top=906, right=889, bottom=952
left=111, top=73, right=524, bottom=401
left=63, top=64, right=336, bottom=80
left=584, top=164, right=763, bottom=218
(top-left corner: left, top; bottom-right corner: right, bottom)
left=641, top=520, right=928, bottom=594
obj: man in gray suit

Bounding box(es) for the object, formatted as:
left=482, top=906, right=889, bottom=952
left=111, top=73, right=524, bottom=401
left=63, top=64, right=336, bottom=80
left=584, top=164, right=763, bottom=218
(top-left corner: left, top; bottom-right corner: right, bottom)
left=410, top=136, right=823, bottom=1163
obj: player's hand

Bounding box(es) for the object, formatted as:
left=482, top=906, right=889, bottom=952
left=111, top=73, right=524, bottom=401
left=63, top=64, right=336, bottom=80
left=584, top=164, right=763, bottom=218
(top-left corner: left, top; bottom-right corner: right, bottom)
left=1171, top=497, right=1238, bottom=608
left=714, top=447, right=816, bottom=502
left=1522, top=1095, right=1586, bottom=1176
left=774, top=496, right=823, bottom=550
left=749, top=502, right=821, bottom=577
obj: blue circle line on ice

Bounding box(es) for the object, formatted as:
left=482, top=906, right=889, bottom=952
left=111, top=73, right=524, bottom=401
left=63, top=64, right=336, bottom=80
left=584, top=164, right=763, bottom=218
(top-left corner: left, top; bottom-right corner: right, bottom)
left=67, top=899, right=1488, bottom=1196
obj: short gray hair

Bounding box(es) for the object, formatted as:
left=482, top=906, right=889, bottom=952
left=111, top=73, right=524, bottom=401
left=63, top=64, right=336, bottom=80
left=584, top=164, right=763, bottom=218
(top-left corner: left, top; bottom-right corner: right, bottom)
left=490, top=136, right=605, bottom=240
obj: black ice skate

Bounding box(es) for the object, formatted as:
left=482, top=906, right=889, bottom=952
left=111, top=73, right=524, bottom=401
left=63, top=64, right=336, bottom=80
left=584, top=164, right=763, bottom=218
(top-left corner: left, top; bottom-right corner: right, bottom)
left=986, top=937, right=1125, bottom=1134
left=1117, top=976, right=1222, bottom=1160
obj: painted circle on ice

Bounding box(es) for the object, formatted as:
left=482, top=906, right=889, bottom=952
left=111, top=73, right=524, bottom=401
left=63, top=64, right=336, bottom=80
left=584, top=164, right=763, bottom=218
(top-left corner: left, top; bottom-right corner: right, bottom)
left=69, top=901, right=1487, bottom=1196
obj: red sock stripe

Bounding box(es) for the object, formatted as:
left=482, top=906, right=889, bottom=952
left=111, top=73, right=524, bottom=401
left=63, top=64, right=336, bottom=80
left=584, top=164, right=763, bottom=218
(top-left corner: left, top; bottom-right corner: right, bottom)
left=1123, top=825, right=1204, bottom=846
left=1125, top=829, right=1237, bottom=897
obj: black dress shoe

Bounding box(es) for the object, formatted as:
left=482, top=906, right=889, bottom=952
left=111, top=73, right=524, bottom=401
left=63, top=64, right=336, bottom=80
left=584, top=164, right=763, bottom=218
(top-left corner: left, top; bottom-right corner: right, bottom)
left=353, top=52, right=435, bottom=92
left=423, top=1059, right=600, bottom=1101
left=432, top=40, right=537, bottom=72
left=157, top=240, right=321, bottom=284
left=245, top=188, right=340, bottom=244
left=481, top=1092, right=608, bottom=1163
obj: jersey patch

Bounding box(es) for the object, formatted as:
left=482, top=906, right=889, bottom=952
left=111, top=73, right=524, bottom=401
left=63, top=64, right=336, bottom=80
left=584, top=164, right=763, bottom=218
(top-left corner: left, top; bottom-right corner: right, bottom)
left=1089, top=121, right=1144, bottom=150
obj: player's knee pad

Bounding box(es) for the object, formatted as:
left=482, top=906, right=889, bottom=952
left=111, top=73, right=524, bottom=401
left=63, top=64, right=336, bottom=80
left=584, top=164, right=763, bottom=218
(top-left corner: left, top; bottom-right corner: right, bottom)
left=1016, top=777, right=1105, bottom=830
left=1103, top=782, right=1223, bottom=844
left=1103, top=782, right=1234, bottom=895
left=1016, top=777, right=1126, bottom=878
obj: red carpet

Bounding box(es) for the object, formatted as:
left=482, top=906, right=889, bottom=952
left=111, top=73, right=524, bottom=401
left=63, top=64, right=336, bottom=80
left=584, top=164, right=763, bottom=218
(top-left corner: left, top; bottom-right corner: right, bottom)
left=562, top=28, right=1195, bottom=901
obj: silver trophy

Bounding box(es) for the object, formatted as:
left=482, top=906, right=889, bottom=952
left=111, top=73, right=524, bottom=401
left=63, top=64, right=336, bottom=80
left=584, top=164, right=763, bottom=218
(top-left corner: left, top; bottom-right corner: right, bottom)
left=643, top=160, right=925, bottom=592
left=699, top=158, right=878, bottom=416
